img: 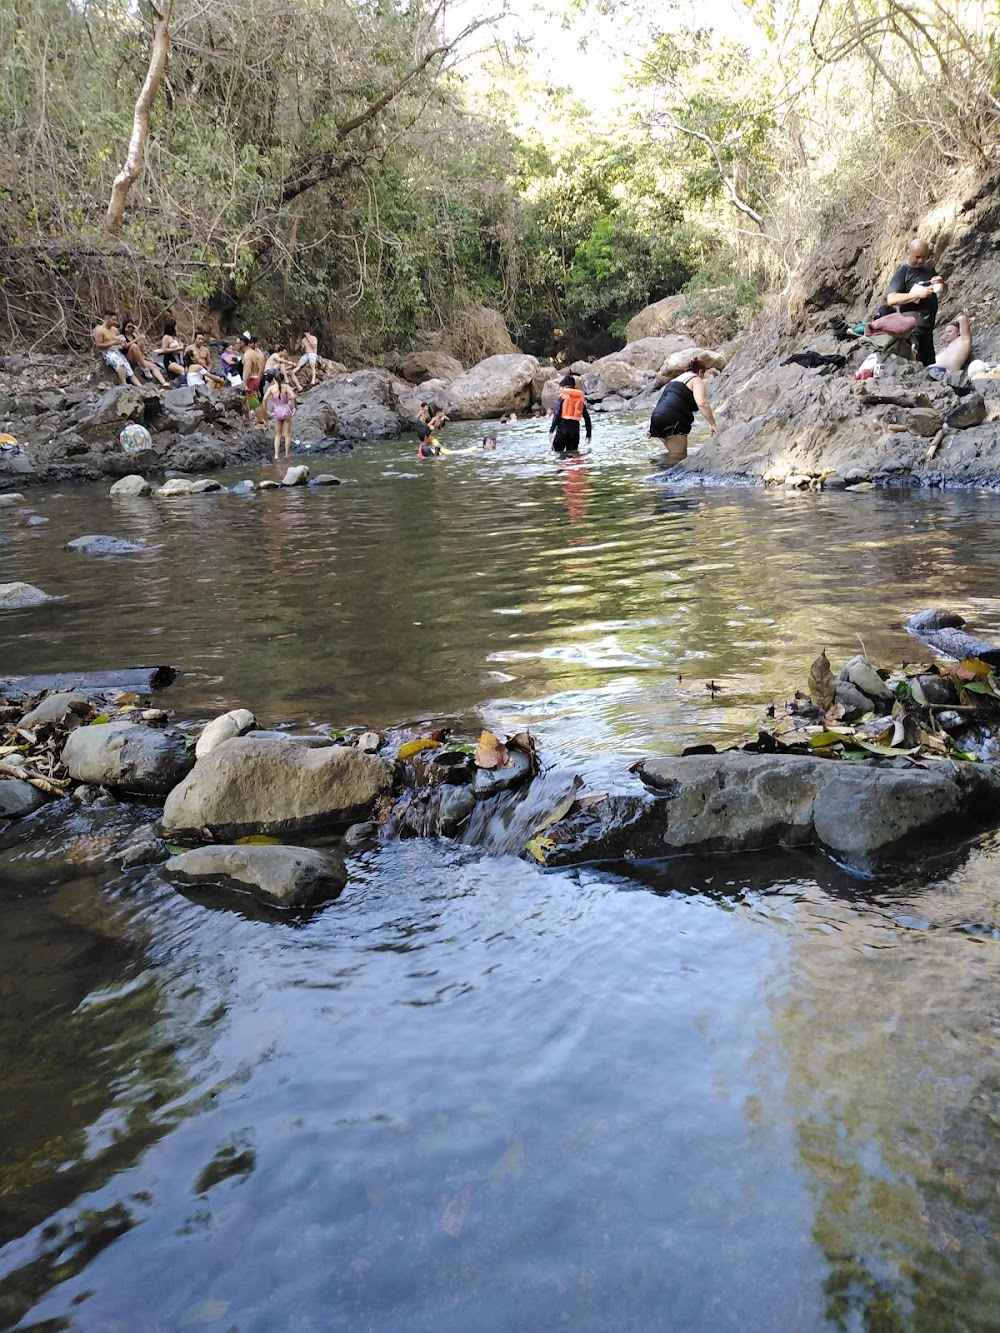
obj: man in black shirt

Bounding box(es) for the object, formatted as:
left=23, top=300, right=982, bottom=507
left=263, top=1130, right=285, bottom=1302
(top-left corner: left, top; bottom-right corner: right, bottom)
left=885, top=237, right=947, bottom=366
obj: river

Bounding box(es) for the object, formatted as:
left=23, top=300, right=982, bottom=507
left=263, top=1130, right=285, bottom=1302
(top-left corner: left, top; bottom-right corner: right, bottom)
left=3, top=416, right=1000, bottom=1329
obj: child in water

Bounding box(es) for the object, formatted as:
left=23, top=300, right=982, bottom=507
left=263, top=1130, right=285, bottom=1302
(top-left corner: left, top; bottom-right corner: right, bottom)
left=416, top=425, right=441, bottom=458
left=482, top=435, right=497, bottom=450
left=263, top=371, right=297, bottom=460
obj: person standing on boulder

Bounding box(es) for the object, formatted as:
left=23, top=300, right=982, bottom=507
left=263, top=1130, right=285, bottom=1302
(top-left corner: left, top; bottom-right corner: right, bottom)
left=549, top=374, right=591, bottom=453
left=648, top=357, right=717, bottom=463
left=240, top=334, right=266, bottom=425
left=886, top=238, right=947, bottom=366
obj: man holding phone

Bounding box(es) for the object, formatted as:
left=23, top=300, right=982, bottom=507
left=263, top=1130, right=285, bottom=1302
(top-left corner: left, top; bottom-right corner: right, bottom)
left=885, top=237, right=947, bottom=365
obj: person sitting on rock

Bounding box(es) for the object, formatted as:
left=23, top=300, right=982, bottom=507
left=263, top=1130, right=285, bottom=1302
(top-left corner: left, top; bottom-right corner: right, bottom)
left=93, top=312, right=140, bottom=386
left=929, top=314, right=973, bottom=375
left=122, top=320, right=167, bottom=385
left=188, top=332, right=225, bottom=382
left=885, top=238, right=947, bottom=366
left=549, top=374, right=592, bottom=453
left=160, top=320, right=187, bottom=380
left=647, top=357, right=717, bottom=463
left=416, top=402, right=431, bottom=424
left=295, top=331, right=319, bottom=387
left=183, top=349, right=227, bottom=391
left=265, top=345, right=303, bottom=393
left=416, top=425, right=441, bottom=458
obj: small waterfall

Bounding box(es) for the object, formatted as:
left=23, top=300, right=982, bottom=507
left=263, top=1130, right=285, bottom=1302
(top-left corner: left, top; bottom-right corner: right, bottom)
left=461, top=770, right=582, bottom=858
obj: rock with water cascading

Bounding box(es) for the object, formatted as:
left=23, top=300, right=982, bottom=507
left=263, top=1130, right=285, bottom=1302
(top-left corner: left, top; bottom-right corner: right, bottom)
left=62, top=720, right=194, bottom=795
left=166, top=844, right=347, bottom=908
left=161, top=735, right=392, bottom=837
left=0, top=666, right=176, bottom=700
left=906, top=607, right=966, bottom=633
left=540, top=752, right=1000, bottom=873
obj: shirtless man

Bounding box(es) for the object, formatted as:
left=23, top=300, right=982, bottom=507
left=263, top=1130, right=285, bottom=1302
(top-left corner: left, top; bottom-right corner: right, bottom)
left=930, top=314, right=973, bottom=374
left=427, top=408, right=450, bottom=432
left=295, top=331, right=319, bottom=387
left=92, top=312, right=140, bottom=386
left=264, top=345, right=302, bottom=393
left=122, top=321, right=167, bottom=385
left=240, top=334, right=266, bottom=424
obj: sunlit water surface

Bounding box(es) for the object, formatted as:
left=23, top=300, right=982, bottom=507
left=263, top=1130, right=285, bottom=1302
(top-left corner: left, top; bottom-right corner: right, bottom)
left=4, top=416, right=1000, bottom=1329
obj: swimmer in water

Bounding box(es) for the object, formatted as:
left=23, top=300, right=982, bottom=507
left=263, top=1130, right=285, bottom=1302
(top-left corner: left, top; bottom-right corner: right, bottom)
left=482, top=435, right=497, bottom=450
left=416, top=424, right=441, bottom=458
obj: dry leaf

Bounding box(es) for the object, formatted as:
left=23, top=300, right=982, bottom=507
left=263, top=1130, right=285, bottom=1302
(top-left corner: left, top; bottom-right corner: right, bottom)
left=473, top=730, right=509, bottom=770
left=397, top=738, right=441, bottom=761
left=808, top=650, right=836, bottom=710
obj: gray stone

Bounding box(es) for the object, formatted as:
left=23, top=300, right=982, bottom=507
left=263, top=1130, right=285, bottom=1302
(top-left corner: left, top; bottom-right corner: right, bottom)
left=355, top=730, right=382, bottom=754
left=162, top=735, right=393, bottom=836
left=62, top=720, right=194, bottom=795
left=246, top=731, right=334, bottom=747
left=946, top=394, right=987, bottom=429
left=231, top=480, right=257, bottom=494
left=0, top=778, right=47, bottom=817
left=907, top=607, right=967, bottom=633
left=20, top=692, right=91, bottom=728
left=110, top=474, right=152, bottom=497
left=343, top=821, right=377, bottom=849
left=834, top=681, right=877, bottom=719
left=195, top=708, right=257, bottom=759
left=446, top=354, right=540, bottom=420
left=190, top=478, right=222, bottom=493
left=0, top=493, right=27, bottom=505
left=822, top=474, right=848, bottom=489
left=65, top=534, right=147, bottom=555
left=839, top=654, right=891, bottom=700
left=281, top=465, right=310, bottom=486
left=543, top=752, right=1000, bottom=872
left=308, top=474, right=342, bottom=486
left=26, top=516, right=48, bottom=526
left=154, top=478, right=195, bottom=498
left=117, top=830, right=168, bottom=868
left=471, top=749, right=534, bottom=799
left=395, top=350, right=465, bottom=384
left=844, top=469, right=870, bottom=483
left=259, top=480, right=281, bottom=491
left=166, top=844, right=347, bottom=908
left=0, top=582, right=53, bottom=609
left=846, top=481, right=875, bottom=492
left=911, top=673, right=957, bottom=705
left=293, top=370, right=406, bottom=443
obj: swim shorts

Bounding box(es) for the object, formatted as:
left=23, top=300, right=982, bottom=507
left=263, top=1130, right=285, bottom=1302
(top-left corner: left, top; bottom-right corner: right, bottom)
left=102, top=348, right=129, bottom=374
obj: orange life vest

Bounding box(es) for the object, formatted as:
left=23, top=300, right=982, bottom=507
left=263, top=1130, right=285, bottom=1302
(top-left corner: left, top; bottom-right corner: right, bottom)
left=559, top=387, right=585, bottom=421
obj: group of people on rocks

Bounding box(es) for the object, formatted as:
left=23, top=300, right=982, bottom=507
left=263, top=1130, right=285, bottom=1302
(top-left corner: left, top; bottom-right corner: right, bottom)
left=93, top=315, right=321, bottom=460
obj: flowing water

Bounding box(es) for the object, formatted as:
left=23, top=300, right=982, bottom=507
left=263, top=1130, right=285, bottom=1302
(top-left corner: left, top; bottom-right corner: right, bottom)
left=4, top=416, right=1000, bottom=1329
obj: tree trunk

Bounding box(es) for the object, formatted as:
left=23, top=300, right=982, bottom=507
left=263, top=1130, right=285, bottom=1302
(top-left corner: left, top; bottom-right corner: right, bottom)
left=105, top=1, right=172, bottom=232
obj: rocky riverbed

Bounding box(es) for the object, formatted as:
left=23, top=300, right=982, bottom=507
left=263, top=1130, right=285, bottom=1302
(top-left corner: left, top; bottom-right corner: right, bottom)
left=5, top=606, right=1000, bottom=908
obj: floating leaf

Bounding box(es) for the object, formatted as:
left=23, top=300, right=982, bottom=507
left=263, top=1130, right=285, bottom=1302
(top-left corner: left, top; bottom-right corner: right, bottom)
left=397, top=738, right=441, bottom=761
left=473, top=730, right=509, bottom=770
left=235, top=834, right=280, bottom=845
left=808, top=650, right=836, bottom=710
left=526, top=835, right=555, bottom=864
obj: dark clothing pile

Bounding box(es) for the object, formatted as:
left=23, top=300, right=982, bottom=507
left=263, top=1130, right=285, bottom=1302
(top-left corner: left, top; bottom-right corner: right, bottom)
left=780, top=351, right=847, bottom=369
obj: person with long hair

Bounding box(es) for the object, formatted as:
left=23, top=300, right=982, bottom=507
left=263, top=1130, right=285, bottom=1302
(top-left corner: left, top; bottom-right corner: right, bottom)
left=648, top=357, right=717, bottom=462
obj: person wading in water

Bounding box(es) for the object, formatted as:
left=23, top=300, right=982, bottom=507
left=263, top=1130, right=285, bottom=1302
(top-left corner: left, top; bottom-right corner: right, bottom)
left=549, top=374, right=592, bottom=453
left=648, top=357, right=717, bottom=462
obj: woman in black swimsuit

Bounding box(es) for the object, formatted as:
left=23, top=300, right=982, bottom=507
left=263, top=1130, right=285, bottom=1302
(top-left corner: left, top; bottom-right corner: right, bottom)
left=648, top=356, right=718, bottom=463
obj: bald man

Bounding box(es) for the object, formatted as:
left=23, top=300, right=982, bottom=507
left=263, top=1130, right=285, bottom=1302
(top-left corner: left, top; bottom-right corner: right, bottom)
left=886, top=238, right=948, bottom=366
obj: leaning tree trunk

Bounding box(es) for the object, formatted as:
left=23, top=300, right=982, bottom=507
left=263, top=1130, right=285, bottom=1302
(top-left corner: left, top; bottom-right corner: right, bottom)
left=105, top=0, right=172, bottom=233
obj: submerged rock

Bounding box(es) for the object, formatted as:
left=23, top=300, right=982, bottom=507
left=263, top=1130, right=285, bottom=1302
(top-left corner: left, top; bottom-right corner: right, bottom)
left=62, top=720, right=194, bottom=795
left=0, top=581, right=53, bottom=609
left=161, top=735, right=393, bottom=836
left=65, top=534, right=147, bottom=555
left=195, top=708, right=257, bottom=759
left=166, top=843, right=347, bottom=908
left=907, top=607, right=967, bottom=633
left=309, top=474, right=342, bottom=486
left=154, top=478, right=195, bottom=498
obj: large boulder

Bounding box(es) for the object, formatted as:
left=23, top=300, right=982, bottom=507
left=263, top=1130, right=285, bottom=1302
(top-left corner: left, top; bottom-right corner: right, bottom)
left=446, top=354, right=540, bottom=420
left=624, top=296, right=688, bottom=343
left=610, top=336, right=695, bottom=371
left=446, top=306, right=517, bottom=363
left=62, top=720, right=194, bottom=795
left=531, top=364, right=559, bottom=403
left=542, top=752, right=1000, bottom=873
left=166, top=844, right=347, bottom=909
left=78, top=386, right=147, bottom=434
left=658, top=346, right=728, bottom=381
left=294, top=370, right=406, bottom=442
left=161, top=735, right=393, bottom=836
left=395, top=350, right=464, bottom=384
left=585, top=360, right=646, bottom=400
left=0, top=582, right=53, bottom=609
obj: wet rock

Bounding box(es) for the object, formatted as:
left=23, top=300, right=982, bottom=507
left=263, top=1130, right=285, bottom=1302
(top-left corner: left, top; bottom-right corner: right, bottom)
left=0, top=582, right=53, bottom=609
left=245, top=730, right=333, bottom=747
left=907, top=607, right=966, bottom=633
left=471, top=749, right=534, bottom=799
left=946, top=394, right=987, bottom=429
left=914, top=626, right=1000, bottom=666
left=822, top=474, right=848, bottom=489
left=355, top=730, right=382, bottom=754
left=294, top=370, right=406, bottom=443
left=190, top=478, right=222, bottom=493
left=281, top=465, right=310, bottom=486
left=844, top=469, right=870, bottom=483
left=839, top=654, right=891, bottom=700
left=65, top=534, right=147, bottom=555
left=846, top=481, right=874, bottom=492
left=154, top=478, right=195, bottom=498
left=26, top=516, right=48, bottom=526
left=110, top=474, right=152, bottom=497
left=544, top=752, right=1000, bottom=872
left=195, top=708, right=257, bottom=759
left=117, top=828, right=168, bottom=868
left=0, top=778, right=48, bottom=817
left=343, top=821, right=377, bottom=848
left=401, top=784, right=476, bottom=838
left=21, top=692, right=92, bottom=728
left=428, top=750, right=475, bottom=785
left=912, top=674, right=957, bottom=705
left=0, top=493, right=27, bottom=506
left=259, top=480, right=281, bottom=491
left=834, top=681, right=875, bottom=719
left=308, top=474, right=341, bottom=486
left=62, top=720, right=194, bottom=795
left=0, top=666, right=176, bottom=700
left=166, top=844, right=347, bottom=908
left=72, top=783, right=98, bottom=803
left=446, top=354, right=539, bottom=420
left=936, top=710, right=966, bottom=733
left=231, top=480, right=257, bottom=494
left=161, top=735, right=393, bottom=837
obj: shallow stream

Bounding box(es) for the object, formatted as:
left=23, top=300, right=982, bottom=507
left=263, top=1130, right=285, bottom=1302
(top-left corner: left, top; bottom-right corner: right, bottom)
left=4, top=416, right=1000, bottom=1329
